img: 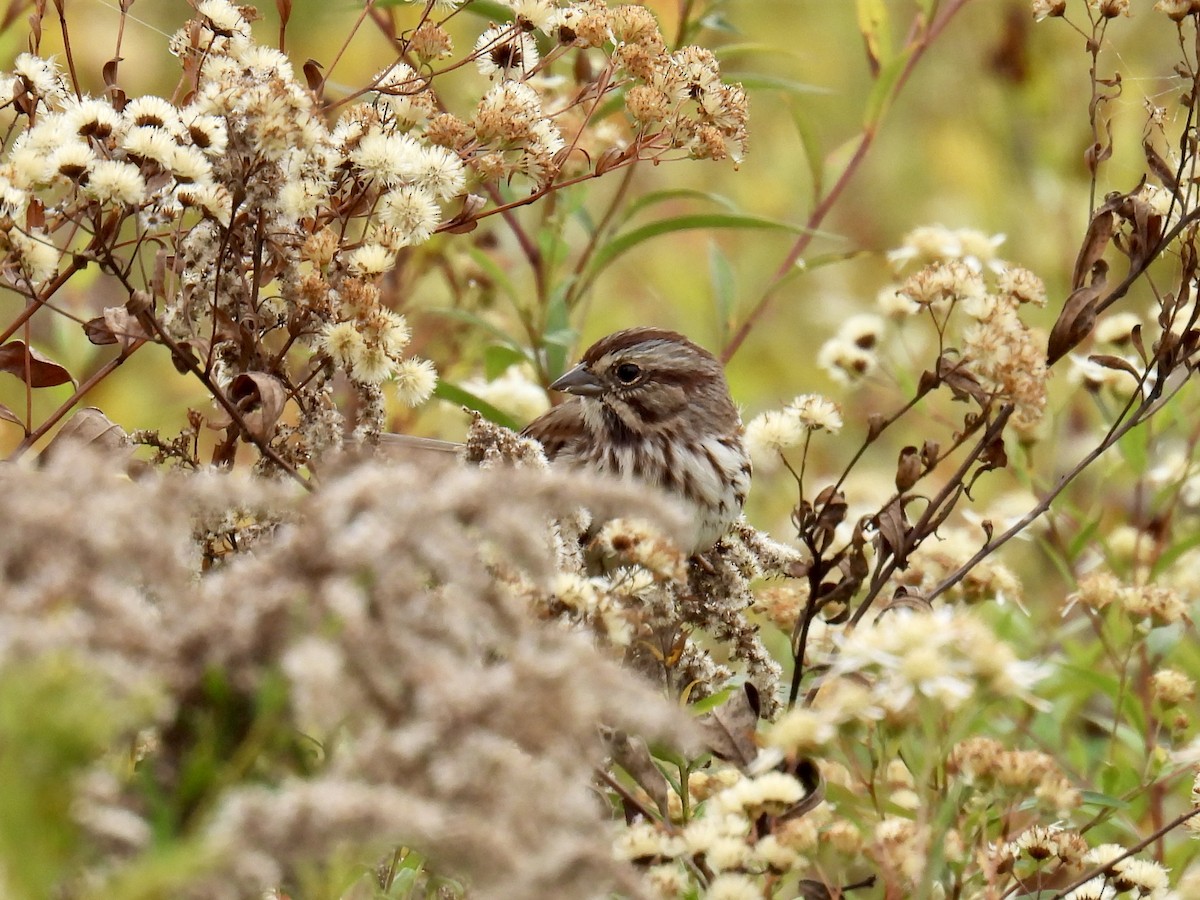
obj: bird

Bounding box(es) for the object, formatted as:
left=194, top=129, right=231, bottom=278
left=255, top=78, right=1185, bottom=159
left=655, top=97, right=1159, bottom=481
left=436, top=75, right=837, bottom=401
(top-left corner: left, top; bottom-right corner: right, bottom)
left=522, top=327, right=749, bottom=551
left=384, top=328, right=751, bottom=552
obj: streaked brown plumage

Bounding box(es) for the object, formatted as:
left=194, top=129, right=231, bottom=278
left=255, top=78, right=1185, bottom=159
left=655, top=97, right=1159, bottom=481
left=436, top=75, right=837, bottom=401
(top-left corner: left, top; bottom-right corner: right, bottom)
left=523, top=327, right=750, bottom=551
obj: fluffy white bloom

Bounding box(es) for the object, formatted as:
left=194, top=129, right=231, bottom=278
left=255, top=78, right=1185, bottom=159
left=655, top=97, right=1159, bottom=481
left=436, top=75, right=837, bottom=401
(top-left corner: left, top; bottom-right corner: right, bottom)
left=11, top=230, right=60, bottom=283
left=352, top=132, right=424, bottom=186
left=888, top=224, right=1006, bottom=274
left=393, top=357, right=438, bottom=406
left=347, top=244, right=395, bottom=276
left=122, top=127, right=178, bottom=166
left=378, top=186, right=441, bottom=245
left=474, top=25, right=540, bottom=80
left=413, top=145, right=466, bottom=200
left=84, top=160, right=147, bottom=205
left=124, top=95, right=181, bottom=133
left=14, top=52, right=66, bottom=99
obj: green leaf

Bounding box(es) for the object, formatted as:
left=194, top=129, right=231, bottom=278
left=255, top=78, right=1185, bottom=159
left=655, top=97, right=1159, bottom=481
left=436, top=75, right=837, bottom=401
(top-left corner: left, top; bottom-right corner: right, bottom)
left=863, top=48, right=911, bottom=127
left=856, top=0, right=892, bottom=71
left=1077, top=790, right=1130, bottom=811
left=789, top=102, right=825, bottom=200
left=687, top=686, right=734, bottom=714
left=588, top=213, right=801, bottom=278
left=434, top=381, right=520, bottom=431
left=484, top=344, right=529, bottom=380
left=708, top=242, right=736, bottom=344
left=621, top=188, right=739, bottom=225
left=459, top=0, right=511, bottom=22
left=724, top=72, right=829, bottom=96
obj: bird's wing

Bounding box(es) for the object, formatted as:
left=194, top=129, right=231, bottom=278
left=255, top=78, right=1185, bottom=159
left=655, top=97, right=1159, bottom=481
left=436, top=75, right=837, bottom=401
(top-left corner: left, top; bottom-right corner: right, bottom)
left=520, top=399, right=584, bottom=461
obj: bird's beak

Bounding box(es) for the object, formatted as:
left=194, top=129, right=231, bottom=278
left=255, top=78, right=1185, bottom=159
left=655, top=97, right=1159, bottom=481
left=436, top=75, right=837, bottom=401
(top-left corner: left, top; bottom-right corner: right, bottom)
left=550, top=363, right=604, bottom=397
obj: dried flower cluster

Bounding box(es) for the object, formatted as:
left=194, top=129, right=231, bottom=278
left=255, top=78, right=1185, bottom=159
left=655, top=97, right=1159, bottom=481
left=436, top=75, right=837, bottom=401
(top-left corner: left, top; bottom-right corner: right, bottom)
left=0, top=448, right=696, bottom=898
left=0, top=0, right=747, bottom=470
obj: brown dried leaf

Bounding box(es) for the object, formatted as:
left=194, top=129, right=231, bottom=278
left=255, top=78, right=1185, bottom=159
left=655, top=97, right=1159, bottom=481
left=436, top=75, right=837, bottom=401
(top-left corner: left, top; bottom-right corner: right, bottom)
left=303, top=58, right=323, bottom=96
left=0, top=401, right=25, bottom=432
left=895, top=445, right=921, bottom=492
left=230, top=372, right=288, bottom=443
left=84, top=306, right=148, bottom=350
left=0, top=340, right=74, bottom=387
left=875, top=497, right=909, bottom=569
left=42, top=407, right=130, bottom=459
left=1048, top=262, right=1108, bottom=365
left=936, top=356, right=989, bottom=405
left=698, top=687, right=760, bottom=769
left=102, top=56, right=121, bottom=90
left=608, top=733, right=669, bottom=817
left=1088, top=353, right=1142, bottom=381
left=1071, top=207, right=1115, bottom=290
left=1145, top=140, right=1181, bottom=198
left=779, top=756, right=825, bottom=821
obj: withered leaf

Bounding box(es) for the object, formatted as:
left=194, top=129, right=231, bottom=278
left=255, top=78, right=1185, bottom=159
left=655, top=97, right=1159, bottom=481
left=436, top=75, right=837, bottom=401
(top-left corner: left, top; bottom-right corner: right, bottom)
left=0, top=401, right=25, bottom=432
left=876, top=586, right=933, bottom=619
left=1088, top=353, right=1142, bottom=381
left=875, top=497, right=910, bottom=569
left=0, top=340, right=74, bottom=388
left=936, top=356, right=989, bottom=405
left=895, top=445, right=922, bottom=492
left=83, top=306, right=149, bottom=350
left=1071, top=206, right=1115, bottom=290
left=303, top=58, right=323, bottom=96
left=1144, top=139, right=1181, bottom=197
left=41, top=407, right=130, bottom=460
left=229, top=372, right=288, bottom=443
left=1047, top=262, right=1108, bottom=365
left=795, top=882, right=836, bottom=900
left=608, top=733, right=669, bottom=817
left=698, top=686, right=760, bottom=769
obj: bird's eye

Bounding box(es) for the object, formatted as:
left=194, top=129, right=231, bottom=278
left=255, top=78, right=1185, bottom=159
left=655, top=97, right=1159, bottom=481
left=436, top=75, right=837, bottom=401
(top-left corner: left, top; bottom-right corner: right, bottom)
left=614, top=362, right=642, bottom=384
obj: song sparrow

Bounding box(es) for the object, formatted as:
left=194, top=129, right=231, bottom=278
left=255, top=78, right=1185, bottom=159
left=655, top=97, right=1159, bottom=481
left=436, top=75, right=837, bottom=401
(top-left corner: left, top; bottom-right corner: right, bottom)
left=522, top=327, right=750, bottom=551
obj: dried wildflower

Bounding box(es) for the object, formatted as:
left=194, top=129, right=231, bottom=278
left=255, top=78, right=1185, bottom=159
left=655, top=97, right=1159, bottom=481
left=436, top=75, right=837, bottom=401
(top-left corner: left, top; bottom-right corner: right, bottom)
left=704, top=873, right=760, bottom=900
left=997, top=265, right=1047, bottom=306
left=1092, top=0, right=1130, bottom=17
left=817, top=337, right=877, bottom=385
left=378, top=185, right=442, bottom=243
left=14, top=52, right=66, bottom=100
left=346, top=243, right=394, bottom=276
left=744, top=394, right=841, bottom=465
left=474, top=25, right=540, bottom=80
left=1063, top=877, right=1111, bottom=900
left=84, top=160, right=147, bottom=205
left=1156, top=0, right=1200, bottom=19
left=393, top=357, right=439, bottom=406
left=1153, top=668, right=1196, bottom=706
left=838, top=312, right=886, bottom=349
left=889, top=225, right=1006, bottom=273
left=410, top=20, right=453, bottom=61
left=1121, top=583, right=1187, bottom=625
left=1, top=451, right=699, bottom=898
left=63, top=97, right=124, bottom=140
left=1032, top=0, right=1068, bottom=19
left=765, top=707, right=838, bottom=752
left=1114, top=857, right=1170, bottom=892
